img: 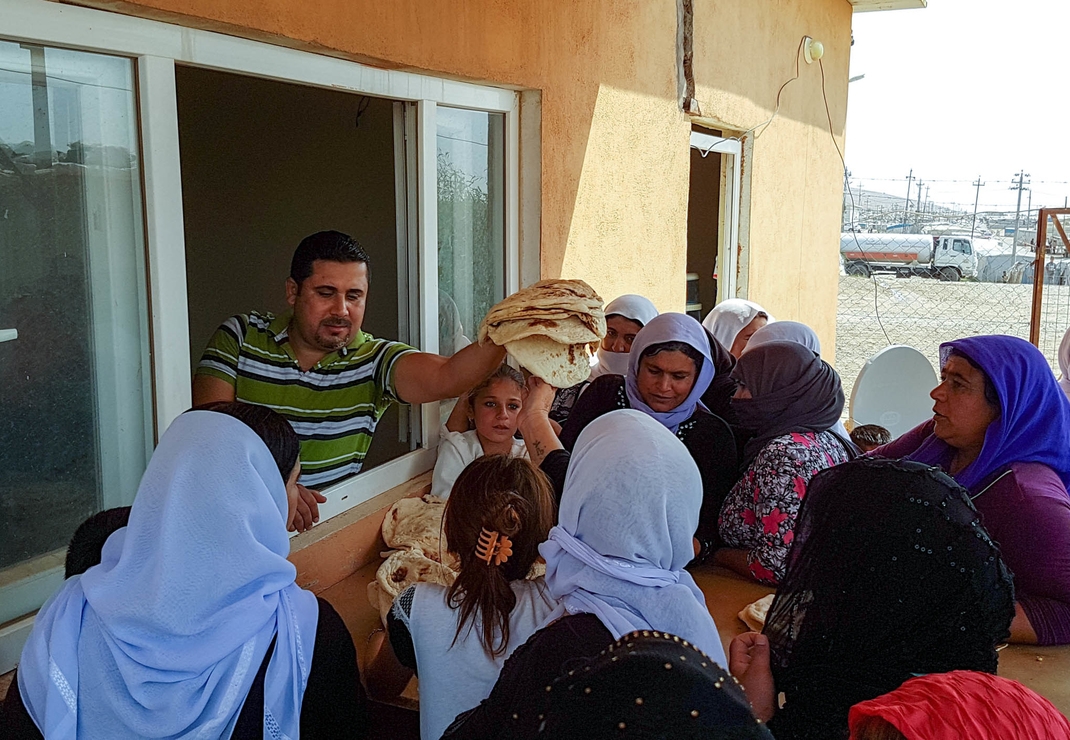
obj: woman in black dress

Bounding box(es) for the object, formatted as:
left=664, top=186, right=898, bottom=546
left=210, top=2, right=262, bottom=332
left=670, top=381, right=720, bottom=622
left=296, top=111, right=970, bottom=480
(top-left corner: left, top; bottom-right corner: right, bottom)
left=730, top=458, right=1015, bottom=740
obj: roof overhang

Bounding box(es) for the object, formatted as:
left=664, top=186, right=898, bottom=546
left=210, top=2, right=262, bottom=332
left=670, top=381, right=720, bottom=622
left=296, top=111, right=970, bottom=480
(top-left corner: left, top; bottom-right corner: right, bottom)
left=850, top=0, right=927, bottom=11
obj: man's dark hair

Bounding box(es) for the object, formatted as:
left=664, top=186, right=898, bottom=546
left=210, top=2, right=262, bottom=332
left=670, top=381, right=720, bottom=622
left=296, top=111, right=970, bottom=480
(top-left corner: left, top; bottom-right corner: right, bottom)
left=289, top=230, right=371, bottom=286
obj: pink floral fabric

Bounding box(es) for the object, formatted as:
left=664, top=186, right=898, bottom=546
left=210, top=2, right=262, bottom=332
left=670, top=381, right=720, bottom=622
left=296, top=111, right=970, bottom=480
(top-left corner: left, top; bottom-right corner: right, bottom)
left=718, top=431, right=849, bottom=584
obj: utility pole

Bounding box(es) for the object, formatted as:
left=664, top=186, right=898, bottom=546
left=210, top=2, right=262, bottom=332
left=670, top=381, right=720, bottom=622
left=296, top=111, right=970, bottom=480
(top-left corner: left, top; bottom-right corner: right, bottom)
left=842, top=168, right=851, bottom=230
left=1010, top=170, right=1030, bottom=261
left=971, top=176, right=985, bottom=239
left=904, top=169, right=914, bottom=226
left=925, top=184, right=931, bottom=213
left=916, top=179, right=924, bottom=227
left=1027, top=188, right=1033, bottom=245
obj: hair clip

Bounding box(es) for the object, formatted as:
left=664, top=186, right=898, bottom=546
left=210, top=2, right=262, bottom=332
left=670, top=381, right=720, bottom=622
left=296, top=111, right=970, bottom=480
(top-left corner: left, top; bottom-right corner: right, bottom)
left=475, top=527, right=513, bottom=566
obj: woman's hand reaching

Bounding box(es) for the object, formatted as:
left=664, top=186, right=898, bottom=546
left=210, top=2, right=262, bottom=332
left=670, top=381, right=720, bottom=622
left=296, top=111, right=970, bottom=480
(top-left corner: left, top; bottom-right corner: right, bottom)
left=517, top=376, right=563, bottom=467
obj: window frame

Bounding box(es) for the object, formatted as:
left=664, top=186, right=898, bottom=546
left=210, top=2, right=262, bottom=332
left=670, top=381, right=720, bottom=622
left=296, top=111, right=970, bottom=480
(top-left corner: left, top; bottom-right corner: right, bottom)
left=1, top=0, right=522, bottom=666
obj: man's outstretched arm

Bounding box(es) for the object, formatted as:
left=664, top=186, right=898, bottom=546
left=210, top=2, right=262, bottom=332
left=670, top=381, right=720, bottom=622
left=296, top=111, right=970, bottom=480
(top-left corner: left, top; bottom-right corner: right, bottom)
left=392, top=341, right=507, bottom=405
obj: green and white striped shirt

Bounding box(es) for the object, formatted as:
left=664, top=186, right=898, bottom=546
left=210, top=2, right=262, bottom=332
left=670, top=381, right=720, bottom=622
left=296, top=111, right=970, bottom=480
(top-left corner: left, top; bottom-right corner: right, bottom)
left=196, top=311, right=417, bottom=488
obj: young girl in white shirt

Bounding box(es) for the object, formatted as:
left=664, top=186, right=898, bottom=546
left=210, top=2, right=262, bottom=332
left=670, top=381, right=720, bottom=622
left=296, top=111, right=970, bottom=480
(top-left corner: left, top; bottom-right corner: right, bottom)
left=365, top=455, right=557, bottom=740
left=431, top=364, right=528, bottom=499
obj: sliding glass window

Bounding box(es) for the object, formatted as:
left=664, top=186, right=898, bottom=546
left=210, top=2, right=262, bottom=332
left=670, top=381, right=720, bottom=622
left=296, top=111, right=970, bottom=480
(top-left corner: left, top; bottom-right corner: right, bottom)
left=0, top=41, right=152, bottom=625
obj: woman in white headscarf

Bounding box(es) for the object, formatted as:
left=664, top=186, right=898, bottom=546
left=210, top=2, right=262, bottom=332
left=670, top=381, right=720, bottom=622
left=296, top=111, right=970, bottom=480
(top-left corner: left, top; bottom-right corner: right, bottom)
left=549, top=294, right=659, bottom=425
left=702, top=299, right=773, bottom=358
left=7, top=404, right=365, bottom=740
left=440, top=410, right=728, bottom=738
left=1059, top=327, right=1070, bottom=401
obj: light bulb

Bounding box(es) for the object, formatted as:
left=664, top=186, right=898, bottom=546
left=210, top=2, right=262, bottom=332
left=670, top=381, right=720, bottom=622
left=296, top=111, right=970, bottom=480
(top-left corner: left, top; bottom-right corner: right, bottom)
left=803, top=37, right=824, bottom=64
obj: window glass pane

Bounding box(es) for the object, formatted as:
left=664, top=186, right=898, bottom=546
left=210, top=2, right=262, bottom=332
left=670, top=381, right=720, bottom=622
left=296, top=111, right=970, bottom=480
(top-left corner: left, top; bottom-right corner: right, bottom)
left=0, top=41, right=151, bottom=619
left=436, top=108, right=506, bottom=358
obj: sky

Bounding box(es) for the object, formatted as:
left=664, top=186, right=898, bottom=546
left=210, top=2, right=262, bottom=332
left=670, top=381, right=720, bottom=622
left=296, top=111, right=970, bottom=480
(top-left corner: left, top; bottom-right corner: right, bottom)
left=846, top=0, right=1070, bottom=214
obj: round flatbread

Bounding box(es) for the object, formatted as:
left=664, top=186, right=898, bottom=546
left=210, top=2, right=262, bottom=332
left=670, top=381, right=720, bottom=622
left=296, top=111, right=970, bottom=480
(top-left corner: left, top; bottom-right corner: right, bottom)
left=487, top=314, right=602, bottom=346
left=481, top=279, right=605, bottom=387
left=376, top=549, right=456, bottom=600
left=479, top=279, right=606, bottom=346
left=506, top=335, right=594, bottom=388
left=383, top=496, right=445, bottom=554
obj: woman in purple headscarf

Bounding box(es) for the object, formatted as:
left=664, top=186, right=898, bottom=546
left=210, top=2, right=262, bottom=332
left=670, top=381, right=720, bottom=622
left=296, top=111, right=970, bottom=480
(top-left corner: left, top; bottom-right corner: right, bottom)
left=518, top=313, right=739, bottom=551
left=873, top=335, right=1070, bottom=645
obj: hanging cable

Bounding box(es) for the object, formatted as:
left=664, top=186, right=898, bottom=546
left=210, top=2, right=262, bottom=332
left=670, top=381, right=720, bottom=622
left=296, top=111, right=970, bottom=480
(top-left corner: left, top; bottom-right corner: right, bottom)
left=820, top=56, right=892, bottom=346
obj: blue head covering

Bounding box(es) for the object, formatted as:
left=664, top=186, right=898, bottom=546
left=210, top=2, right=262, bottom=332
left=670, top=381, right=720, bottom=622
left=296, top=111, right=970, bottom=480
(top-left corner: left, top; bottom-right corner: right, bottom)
left=625, top=312, right=715, bottom=433
left=17, top=411, right=319, bottom=740
left=909, top=335, right=1070, bottom=492
left=539, top=410, right=727, bottom=668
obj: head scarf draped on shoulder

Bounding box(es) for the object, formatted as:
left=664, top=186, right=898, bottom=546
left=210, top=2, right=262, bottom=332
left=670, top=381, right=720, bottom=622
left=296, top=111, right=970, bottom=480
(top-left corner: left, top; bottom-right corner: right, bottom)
left=539, top=410, right=727, bottom=668
left=731, top=341, right=845, bottom=468
left=625, top=313, right=715, bottom=432
left=764, top=458, right=1014, bottom=740
left=848, top=670, right=1070, bottom=740
left=591, top=294, right=660, bottom=379
left=744, top=320, right=821, bottom=356
left=1059, top=327, right=1070, bottom=401
left=17, top=411, right=319, bottom=740
left=701, top=299, right=773, bottom=352
left=908, top=335, right=1070, bottom=493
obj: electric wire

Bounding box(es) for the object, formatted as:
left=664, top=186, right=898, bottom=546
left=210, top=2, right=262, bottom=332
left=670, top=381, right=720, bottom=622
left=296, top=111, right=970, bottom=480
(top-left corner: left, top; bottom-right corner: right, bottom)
left=820, top=56, right=892, bottom=346
left=697, top=36, right=807, bottom=158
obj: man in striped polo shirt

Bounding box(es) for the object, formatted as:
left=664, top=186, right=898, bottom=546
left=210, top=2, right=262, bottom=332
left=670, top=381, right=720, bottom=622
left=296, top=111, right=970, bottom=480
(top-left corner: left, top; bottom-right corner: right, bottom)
left=193, top=231, right=506, bottom=531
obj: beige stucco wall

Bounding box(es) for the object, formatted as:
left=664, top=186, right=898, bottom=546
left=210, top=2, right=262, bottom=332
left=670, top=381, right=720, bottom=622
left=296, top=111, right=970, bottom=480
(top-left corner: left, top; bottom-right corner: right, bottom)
left=691, top=0, right=852, bottom=359
left=72, top=0, right=852, bottom=349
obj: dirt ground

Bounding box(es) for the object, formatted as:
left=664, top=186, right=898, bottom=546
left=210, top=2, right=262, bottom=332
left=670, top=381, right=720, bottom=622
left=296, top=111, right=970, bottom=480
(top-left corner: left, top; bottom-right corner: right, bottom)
left=835, top=275, right=1070, bottom=412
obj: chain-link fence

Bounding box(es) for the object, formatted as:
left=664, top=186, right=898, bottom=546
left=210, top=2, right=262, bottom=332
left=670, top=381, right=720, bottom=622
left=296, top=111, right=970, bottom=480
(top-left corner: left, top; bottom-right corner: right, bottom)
left=835, top=228, right=1070, bottom=415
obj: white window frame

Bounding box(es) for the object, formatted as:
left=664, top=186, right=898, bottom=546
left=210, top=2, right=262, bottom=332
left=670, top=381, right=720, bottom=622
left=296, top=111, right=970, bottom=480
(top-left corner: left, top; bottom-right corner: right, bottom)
left=689, top=130, right=741, bottom=302
left=1, top=0, right=522, bottom=664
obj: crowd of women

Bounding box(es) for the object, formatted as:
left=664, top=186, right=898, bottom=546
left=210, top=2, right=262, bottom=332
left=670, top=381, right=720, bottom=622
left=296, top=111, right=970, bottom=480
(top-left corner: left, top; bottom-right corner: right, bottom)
left=5, top=295, right=1070, bottom=739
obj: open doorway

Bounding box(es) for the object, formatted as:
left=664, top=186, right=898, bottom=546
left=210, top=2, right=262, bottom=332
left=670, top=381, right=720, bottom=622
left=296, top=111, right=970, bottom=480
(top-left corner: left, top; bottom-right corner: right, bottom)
left=175, top=67, right=413, bottom=470
left=687, top=128, right=722, bottom=320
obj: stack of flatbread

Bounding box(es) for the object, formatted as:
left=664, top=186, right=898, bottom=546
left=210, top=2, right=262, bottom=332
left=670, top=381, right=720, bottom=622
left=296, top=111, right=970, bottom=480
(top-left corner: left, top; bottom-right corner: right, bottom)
left=369, top=493, right=547, bottom=622
left=480, top=279, right=606, bottom=388
left=368, top=495, right=457, bottom=620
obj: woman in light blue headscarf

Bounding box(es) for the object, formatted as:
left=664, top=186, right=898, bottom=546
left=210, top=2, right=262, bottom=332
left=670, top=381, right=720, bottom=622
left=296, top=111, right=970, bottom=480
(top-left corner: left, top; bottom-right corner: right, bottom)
left=439, top=410, right=734, bottom=740
left=8, top=405, right=366, bottom=739
left=542, top=410, right=727, bottom=665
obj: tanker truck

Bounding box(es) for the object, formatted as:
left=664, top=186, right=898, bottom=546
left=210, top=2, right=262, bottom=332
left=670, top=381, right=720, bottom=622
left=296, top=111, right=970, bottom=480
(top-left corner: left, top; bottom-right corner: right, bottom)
left=840, top=233, right=979, bottom=281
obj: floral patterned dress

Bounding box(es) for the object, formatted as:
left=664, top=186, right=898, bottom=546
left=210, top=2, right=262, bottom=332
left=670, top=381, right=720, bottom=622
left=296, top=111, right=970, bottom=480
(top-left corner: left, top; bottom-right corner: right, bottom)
left=718, top=431, right=850, bottom=585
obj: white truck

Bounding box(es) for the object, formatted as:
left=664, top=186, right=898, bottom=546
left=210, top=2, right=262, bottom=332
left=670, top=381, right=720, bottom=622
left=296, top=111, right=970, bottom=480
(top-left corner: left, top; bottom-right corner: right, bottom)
left=840, top=233, right=979, bottom=281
